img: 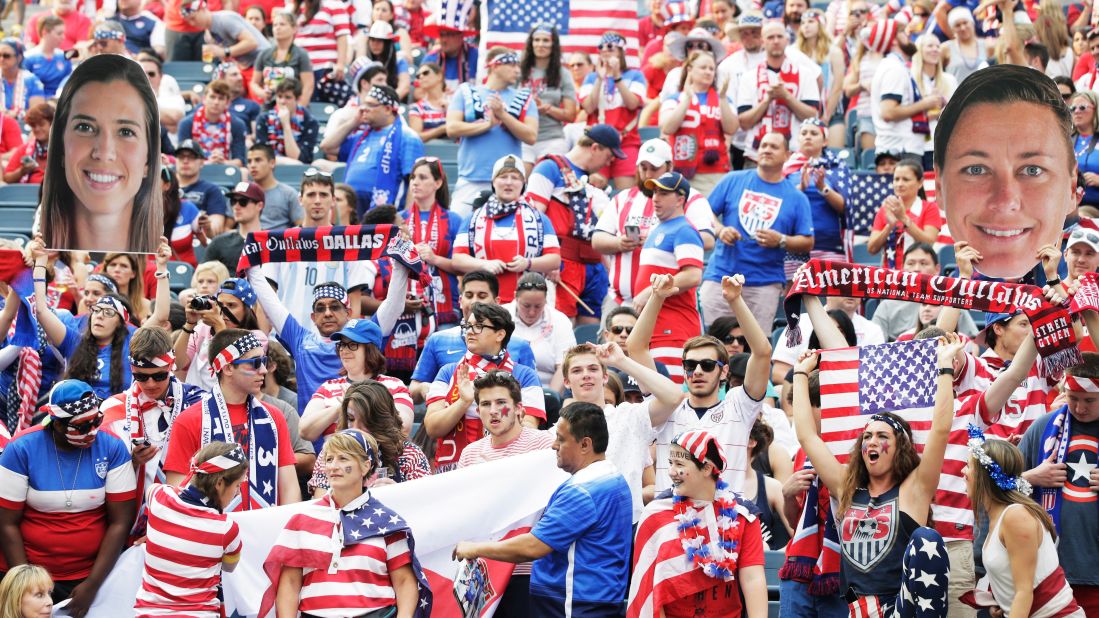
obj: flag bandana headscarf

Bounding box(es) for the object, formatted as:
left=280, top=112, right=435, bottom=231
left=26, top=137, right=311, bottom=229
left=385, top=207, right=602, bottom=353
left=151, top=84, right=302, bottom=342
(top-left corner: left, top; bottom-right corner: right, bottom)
left=235, top=225, right=418, bottom=276
left=87, top=273, right=119, bottom=294
left=778, top=451, right=841, bottom=595
left=1038, top=375, right=1099, bottom=534
left=95, top=296, right=130, bottom=325
left=785, top=259, right=1080, bottom=375
left=49, top=388, right=104, bottom=448
left=312, top=283, right=347, bottom=307
left=191, top=443, right=247, bottom=477
left=203, top=333, right=279, bottom=511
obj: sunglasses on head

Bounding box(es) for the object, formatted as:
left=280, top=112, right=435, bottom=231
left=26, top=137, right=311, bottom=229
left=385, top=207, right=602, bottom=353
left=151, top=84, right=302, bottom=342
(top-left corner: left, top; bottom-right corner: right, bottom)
left=230, top=355, right=268, bottom=370
left=303, top=168, right=334, bottom=182
left=609, top=325, right=633, bottom=335
left=132, top=371, right=171, bottom=382
left=682, top=358, right=725, bottom=374
left=1071, top=229, right=1099, bottom=244
left=516, top=281, right=548, bottom=292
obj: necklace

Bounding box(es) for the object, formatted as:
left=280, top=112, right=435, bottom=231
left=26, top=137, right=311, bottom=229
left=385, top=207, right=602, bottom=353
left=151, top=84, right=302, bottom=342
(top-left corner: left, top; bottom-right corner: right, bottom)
left=52, top=439, right=85, bottom=509
left=672, top=478, right=744, bottom=580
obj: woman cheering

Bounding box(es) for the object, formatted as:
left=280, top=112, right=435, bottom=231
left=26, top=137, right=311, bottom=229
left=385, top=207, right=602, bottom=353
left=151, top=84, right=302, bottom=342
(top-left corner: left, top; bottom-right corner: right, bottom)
left=867, top=158, right=941, bottom=270
left=260, top=429, right=431, bottom=618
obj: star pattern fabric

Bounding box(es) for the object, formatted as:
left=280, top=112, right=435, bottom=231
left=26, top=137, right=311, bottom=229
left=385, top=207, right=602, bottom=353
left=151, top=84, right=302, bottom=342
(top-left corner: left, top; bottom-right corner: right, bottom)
left=858, top=339, right=937, bottom=416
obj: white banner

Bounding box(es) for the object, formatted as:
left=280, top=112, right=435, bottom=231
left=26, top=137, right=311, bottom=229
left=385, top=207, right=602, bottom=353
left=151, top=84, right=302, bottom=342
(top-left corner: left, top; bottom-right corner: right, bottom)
left=70, top=449, right=568, bottom=618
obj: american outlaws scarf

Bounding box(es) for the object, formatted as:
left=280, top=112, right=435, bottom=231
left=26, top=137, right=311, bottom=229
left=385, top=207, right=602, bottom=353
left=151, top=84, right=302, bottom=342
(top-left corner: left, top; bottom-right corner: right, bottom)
left=434, top=351, right=515, bottom=472
left=753, top=61, right=801, bottom=149
left=235, top=224, right=422, bottom=276
left=777, top=450, right=842, bottom=595
left=671, top=88, right=730, bottom=178
left=469, top=197, right=545, bottom=262
left=263, top=105, right=304, bottom=156
left=784, top=259, right=1080, bottom=375
left=1036, top=400, right=1089, bottom=535
left=191, top=105, right=233, bottom=161
left=348, top=116, right=407, bottom=209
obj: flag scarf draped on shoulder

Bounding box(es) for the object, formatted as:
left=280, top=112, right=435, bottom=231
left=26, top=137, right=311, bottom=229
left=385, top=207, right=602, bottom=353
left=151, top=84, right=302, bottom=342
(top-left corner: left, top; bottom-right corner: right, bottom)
left=785, top=259, right=1080, bottom=375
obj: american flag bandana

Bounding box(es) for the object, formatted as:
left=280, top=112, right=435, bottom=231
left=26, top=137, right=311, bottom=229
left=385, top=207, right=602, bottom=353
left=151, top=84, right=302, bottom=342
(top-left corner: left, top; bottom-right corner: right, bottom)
left=209, top=333, right=263, bottom=376
left=785, top=259, right=1081, bottom=376
left=235, top=225, right=415, bottom=276
left=87, top=273, right=118, bottom=294
left=129, top=351, right=175, bottom=369
left=312, top=283, right=347, bottom=307
left=191, top=443, right=247, bottom=476
left=95, top=296, right=130, bottom=325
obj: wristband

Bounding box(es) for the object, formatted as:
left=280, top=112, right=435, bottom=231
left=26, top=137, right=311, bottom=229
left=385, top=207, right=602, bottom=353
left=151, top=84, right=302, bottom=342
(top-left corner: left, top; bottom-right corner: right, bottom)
left=224, top=46, right=232, bottom=59
left=793, top=371, right=809, bottom=378
left=937, top=367, right=954, bottom=376
left=182, top=325, right=195, bottom=334
left=32, top=277, right=45, bottom=283
left=154, top=270, right=169, bottom=279
left=1046, top=277, right=1061, bottom=287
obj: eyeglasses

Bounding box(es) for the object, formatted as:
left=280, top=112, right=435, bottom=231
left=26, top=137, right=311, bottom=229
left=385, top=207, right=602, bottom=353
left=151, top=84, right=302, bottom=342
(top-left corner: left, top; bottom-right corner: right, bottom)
left=132, top=371, right=171, bottom=382
left=682, top=359, right=725, bottom=374
left=722, top=334, right=748, bottom=347
left=313, top=301, right=347, bottom=314
left=459, top=321, right=497, bottom=335
left=1070, top=104, right=1093, bottom=112
left=336, top=340, right=361, bottom=352
left=685, top=41, right=711, bottom=51
left=609, top=325, right=633, bottom=335
left=63, top=414, right=103, bottom=433
left=91, top=306, right=119, bottom=319
left=230, top=355, right=269, bottom=370
left=230, top=197, right=254, bottom=206
left=416, top=70, right=433, bottom=78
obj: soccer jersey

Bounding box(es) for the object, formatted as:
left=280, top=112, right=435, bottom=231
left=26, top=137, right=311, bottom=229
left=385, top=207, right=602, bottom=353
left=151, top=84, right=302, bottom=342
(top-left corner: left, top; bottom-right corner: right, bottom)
left=134, top=483, right=242, bottom=617
left=293, top=0, right=351, bottom=70
left=410, top=329, right=537, bottom=385
left=457, top=426, right=554, bottom=467
left=58, top=327, right=132, bottom=399
left=870, top=198, right=943, bottom=270
left=653, top=387, right=763, bottom=494
left=579, top=70, right=647, bottom=147
left=451, top=85, right=537, bottom=183
left=452, top=206, right=560, bottom=303
left=0, top=427, right=137, bottom=579
left=526, top=156, right=611, bottom=237
left=262, top=261, right=372, bottom=335
left=530, top=459, right=633, bottom=607
left=634, top=215, right=704, bottom=382
left=168, top=200, right=200, bottom=265
left=181, top=179, right=229, bottom=218
left=22, top=51, right=71, bottom=98
left=871, top=53, right=927, bottom=157
left=595, top=187, right=715, bottom=304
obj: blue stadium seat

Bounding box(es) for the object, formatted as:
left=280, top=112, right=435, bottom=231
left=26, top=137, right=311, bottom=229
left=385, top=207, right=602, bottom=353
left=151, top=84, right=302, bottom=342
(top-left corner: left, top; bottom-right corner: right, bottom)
left=199, top=164, right=243, bottom=188
left=163, top=61, right=215, bottom=83
left=308, top=102, right=339, bottom=124
left=0, top=183, right=41, bottom=206
left=332, top=165, right=347, bottom=183
left=851, top=242, right=878, bottom=266
left=764, top=549, right=783, bottom=616
left=845, top=108, right=858, bottom=148
left=0, top=208, right=37, bottom=236
left=938, top=244, right=955, bottom=269
left=273, top=163, right=312, bottom=185
left=638, top=126, right=661, bottom=142
left=167, top=261, right=195, bottom=293
left=424, top=140, right=460, bottom=161
left=574, top=323, right=600, bottom=345
left=0, top=232, right=29, bottom=247
left=771, top=326, right=786, bottom=349
left=860, top=147, right=877, bottom=171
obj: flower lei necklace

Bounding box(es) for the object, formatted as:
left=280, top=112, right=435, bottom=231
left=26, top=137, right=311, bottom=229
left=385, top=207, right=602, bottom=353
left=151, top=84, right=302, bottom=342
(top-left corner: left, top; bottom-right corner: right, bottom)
left=967, top=423, right=1033, bottom=496
left=673, top=478, right=742, bottom=580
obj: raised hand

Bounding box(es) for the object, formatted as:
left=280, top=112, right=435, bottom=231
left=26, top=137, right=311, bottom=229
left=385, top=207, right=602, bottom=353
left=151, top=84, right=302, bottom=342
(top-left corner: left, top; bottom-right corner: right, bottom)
left=795, top=349, right=819, bottom=373
left=155, top=236, right=172, bottom=269
left=936, top=332, right=964, bottom=367
left=721, top=274, right=745, bottom=305
left=649, top=273, right=679, bottom=299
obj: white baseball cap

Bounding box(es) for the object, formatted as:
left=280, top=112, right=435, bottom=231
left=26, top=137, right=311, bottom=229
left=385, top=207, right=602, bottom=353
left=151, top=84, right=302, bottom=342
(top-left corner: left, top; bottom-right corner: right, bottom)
left=492, top=154, right=526, bottom=181
left=637, top=138, right=673, bottom=167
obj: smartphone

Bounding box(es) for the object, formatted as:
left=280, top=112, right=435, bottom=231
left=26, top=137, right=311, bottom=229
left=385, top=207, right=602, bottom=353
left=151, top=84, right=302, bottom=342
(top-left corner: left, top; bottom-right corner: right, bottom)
left=132, top=437, right=150, bottom=448
left=625, top=225, right=641, bottom=242
left=20, top=155, right=35, bottom=167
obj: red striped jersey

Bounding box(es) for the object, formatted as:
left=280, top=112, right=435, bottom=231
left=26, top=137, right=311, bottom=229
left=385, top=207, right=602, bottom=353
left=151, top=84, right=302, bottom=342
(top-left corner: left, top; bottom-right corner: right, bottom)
left=134, top=484, right=242, bottom=617
left=595, top=187, right=716, bottom=305
left=293, top=0, right=351, bottom=70
left=457, top=426, right=554, bottom=468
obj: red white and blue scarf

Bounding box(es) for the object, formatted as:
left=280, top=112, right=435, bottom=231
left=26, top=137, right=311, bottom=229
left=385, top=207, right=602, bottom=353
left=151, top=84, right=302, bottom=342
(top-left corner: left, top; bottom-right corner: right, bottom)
left=264, top=105, right=305, bottom=156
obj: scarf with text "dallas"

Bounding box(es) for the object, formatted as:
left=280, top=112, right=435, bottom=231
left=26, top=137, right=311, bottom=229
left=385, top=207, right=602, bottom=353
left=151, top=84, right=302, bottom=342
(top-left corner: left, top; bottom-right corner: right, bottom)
left=784, top=259, right=1080, bottom=376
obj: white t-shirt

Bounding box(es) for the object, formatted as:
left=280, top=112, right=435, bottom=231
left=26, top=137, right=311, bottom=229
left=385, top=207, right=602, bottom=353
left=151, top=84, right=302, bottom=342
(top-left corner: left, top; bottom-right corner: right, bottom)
left=718, top=48, right=765, bottom=151
left=653, top=386, right=763, bottom=494
left=735, top=54, right=821, bottom=160
left=603, top=401, right=656, bottom=523
left=871, top=53, right=926, bottom=156
left=504, top=301, right=576, bottom=385
left=262, top=261, right=374, bottom=335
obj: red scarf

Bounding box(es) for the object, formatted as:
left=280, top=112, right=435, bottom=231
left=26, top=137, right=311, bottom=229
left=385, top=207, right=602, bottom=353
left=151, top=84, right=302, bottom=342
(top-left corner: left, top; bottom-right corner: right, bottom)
left=191, top=105, right=232, bottom=161
left=434, top=351, right=514, bottom=472
left=671, top=88, right=730, bottom=178
left=753, top=61, right=801, bottom=148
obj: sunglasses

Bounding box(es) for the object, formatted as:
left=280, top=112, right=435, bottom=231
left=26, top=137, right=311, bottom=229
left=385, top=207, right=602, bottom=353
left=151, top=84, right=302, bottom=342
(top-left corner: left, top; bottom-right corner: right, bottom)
left=609, top=325, right=633, bottom=335
left=460, top=321, right=497, bottom=334
left=685, top=41, right=711, bottom=50
left=303, top=168, right=334, bottom=181
left=230, top=355, right=269, bottom=370
left=849, top=8, right=868, bottom=16
left=722, top=334, right=748, bottom=347
left=598, top=43, right=622, bottom=51
left=132, top=371, right=171, bottom=382
left=91, top=306, right=120, bottom=319
left=64, top=414, right=104, bottom=433
left=230, top=197, right=254, bottom=206
left=313, top=301, right=347, bottom=314
left=336, top=340, right=361, bottom=352
left=416, top=69, right=434, bottom=78
left=0, top=53, right=14, bottom=59
left=146, top=70, right=159, bottom=78
left=1070, top=104, right=1093, bottom=112
left=1070, top=229, right=1099, bottom=244
left=567, top=62, right=587, bottom=68
left=682, top=359, right=725, bottom=374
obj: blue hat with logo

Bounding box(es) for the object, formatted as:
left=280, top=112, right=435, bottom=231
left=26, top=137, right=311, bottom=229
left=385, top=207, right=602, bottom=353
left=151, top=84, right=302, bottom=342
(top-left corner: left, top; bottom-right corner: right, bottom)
left=218, top=278, right=257, bottom=308
left=644, top=171, right=690, bottom=197
left=331, top=318, right=383, bottom=349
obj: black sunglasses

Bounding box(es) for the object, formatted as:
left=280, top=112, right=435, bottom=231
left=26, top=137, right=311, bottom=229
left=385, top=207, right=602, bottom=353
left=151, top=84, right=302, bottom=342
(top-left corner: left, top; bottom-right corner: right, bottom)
left=132, top=371, right=171, bottom=382
left=682, top=359, right=725, bottom=374
left=64, top=414, right=104, bottom=433
left=230, top=197, right=254, bottom=206
left=609, top=325, right=633, bottom=335
left=722, top=334, right=748, bottom=347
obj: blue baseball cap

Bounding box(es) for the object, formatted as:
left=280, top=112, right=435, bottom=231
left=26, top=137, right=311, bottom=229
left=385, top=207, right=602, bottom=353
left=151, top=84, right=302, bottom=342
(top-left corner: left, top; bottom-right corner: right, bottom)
left=585, top=124, right=627, bottom=160
left=331, top=318, right=383, bottom=349
left=218, top=277, right=257, bottom=307
left=644, top=171, right=690, bottom=197
left=975, top=311, right=1019, bottom=347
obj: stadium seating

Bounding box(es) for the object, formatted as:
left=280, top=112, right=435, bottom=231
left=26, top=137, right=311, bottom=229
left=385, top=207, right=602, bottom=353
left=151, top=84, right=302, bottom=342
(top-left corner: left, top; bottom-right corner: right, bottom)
left=167, top=261, right=195, bottom=294
left=860, top=148, right=877, bottom=171
left=199, top=164, right=243, bottom=189
left=574, top=323, right=601, bottom=345
left=0, top=183, right=40, bottom=207
left=163, top=61, right=215, bottom=84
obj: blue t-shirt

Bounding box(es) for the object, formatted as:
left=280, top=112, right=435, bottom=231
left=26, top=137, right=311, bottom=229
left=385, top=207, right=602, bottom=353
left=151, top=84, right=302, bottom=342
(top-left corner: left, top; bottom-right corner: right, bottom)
left=706, top=170, right=814, bottom=286
left=180, top=179, right=229, bottom=218
left=410, top=328, right=538, bottom=384
left=530, top=459, right=633, bottom=606
left=178, top=110, right=249, bottom=163
left=338, top=122, right=424, bottom=215
left=2, top=72, right=45, bottom=111
left=110, top=13, right=160, bottom=54
left=451, top=84, right=538, bottom=183
left=59, top=327, right=133, bottom=400
left=22, top=52, right=71, bottom=98
left=1077, top=135, right=1099, bottom=206
left=801, top=151, right=851, bottom=254
left=228, top=97, right=262, bottom=128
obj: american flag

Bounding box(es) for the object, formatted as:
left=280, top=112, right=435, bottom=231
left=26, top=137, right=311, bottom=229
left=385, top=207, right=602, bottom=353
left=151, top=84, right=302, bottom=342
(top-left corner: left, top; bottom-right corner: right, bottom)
left=479, top=0, right=641, bottom=71
left=844, top=172, right=893, bottom=238
left=819, top=338, right=938, bottom=462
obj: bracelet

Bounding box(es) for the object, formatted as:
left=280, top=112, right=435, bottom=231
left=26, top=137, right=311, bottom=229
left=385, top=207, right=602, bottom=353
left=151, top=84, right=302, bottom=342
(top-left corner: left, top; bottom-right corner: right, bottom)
left=1046, top=277, right=1062, bottom=287
left=182, top=325, right=195, bottom=334
left=154, top=270, right=169, bottom=279
left=937, top=367, right=954, bottom=376
left=32, top=277, right=45, bottom=283
left=793, top=371, right=809, bottom=378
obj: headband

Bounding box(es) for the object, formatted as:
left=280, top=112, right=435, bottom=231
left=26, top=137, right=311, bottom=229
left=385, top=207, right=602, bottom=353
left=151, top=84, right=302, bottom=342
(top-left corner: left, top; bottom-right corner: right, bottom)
left=803, top=117, right=828, bottom=135
left=867, top=413, right=910, bottom=439
left=1065, top=375, right=1099, bottom=393
left=190, top=444, right=247, bottom=476
left=129, top=351, right=175, bottom=369
left=531, top=22, right=555, bottom=35
left=209, top=332, right=263, bottom=375
left=673, top=430, right=727, bottom=473
left=367, top=85, right=399, bottom=109
left=94, top=28, right=125, bottom=41
left=49, top=390, right=103, bottom=420
left=95, top=296, right=130, bottom=325
left=599, top=33, right=626, bottom=49
left=87, top=273, right=118, bottom=294
left=487, top=51, right=520, bottom=68
left=212, top=61, right=233, bottom=81
left=180, top=0, right=204, bottom=16
left=338, top=429, right=378, bottom=467
left=966, top=424, right=1032, bottom=496
left=313, top=283, right=348, bottom=306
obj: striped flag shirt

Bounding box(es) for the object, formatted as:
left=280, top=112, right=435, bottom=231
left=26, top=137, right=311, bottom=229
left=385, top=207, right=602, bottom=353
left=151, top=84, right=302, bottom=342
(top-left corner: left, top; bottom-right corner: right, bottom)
left=294, top=0, right=352, bottom=70
left=134, top=484, right=242, bottom=617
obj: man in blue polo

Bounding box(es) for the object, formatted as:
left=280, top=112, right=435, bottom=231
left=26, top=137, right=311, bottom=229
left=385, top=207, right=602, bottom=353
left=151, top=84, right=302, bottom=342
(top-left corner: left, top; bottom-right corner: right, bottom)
left=453, top=402, right=632, bottom=617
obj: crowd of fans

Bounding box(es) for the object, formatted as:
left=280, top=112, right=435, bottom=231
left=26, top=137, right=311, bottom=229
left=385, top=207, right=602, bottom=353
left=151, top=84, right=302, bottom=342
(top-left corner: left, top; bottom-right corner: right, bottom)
left=2, top=0, right=1099, bottom=616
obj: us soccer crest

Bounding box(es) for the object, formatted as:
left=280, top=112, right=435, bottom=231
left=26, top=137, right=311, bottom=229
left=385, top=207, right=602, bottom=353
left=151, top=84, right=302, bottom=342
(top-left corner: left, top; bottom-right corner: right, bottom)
left=839, top=498, right=898, bottom=572
left=95, top=457, right=109, bottom=479
left=738, top=189, right=783, bottom=235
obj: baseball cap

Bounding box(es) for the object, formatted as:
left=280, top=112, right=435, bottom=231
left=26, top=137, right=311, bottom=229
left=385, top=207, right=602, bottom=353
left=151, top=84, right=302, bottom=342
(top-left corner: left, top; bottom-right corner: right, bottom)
left=331, top=318, right=383, bottom=349
left=50, top=379, right=98, bottom=408
left=736, top=11, right=764, bottom=28
left=610, top=367, right=643, bottom=396
left=218, top=277, right=257, bottom=307
left=728, top=353, right=749, bottom=381
left=226, top=181, right=264, bottom=203
left=638, top=138, right=673, bottom=167
left=368, top=21, right=396, bottom=40
left=975, top=311, right=1018, bottom=347
left=585, top=124, right=627, bottom=159
left=492, top=154, right=526, bottom=181
left=176, top=139, right=206, bottom=159
left=644, top=171, right=690, bottom=197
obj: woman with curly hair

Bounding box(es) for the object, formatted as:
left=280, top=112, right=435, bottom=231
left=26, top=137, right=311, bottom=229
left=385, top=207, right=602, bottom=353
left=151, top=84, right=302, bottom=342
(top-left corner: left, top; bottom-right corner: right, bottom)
left=519, top=23, right=577, bottom=172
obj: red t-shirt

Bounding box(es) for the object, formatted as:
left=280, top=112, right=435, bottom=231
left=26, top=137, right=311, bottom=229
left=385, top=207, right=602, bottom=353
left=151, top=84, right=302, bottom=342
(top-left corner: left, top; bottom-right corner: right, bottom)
left=3, top=138, right=46, bottom=184
left=663, top=516, right=765, bottom=617
left=238, top=0, right=284, bottom=22
left=0, top=115, right=22, bottom=154
left=25, top=10, right=92, bottom=51
left=871, top=198, right=943, bottom=269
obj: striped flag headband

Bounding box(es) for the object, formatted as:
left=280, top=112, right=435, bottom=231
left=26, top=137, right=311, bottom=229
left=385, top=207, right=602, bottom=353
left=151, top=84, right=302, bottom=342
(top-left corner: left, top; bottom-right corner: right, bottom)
left=673, top=430, right=727, bottom=472
left=338, top=429, right=378, bottom=467
left=867, top=413, right=911, bottom=439
left=87, top=273, right=118, bottom=294
left=129, top=351, right=175, bottom=369
left=94, top=28, right=125, bottom=41
left=487, top=52, right=520, bottom=68
left=1064, top=375, right=1099, bottom=393
left=190, top=444, right=247, bottom=475
left=209, top=333, right=263, bottom=375
left=95, top=296, right=129, bottom=325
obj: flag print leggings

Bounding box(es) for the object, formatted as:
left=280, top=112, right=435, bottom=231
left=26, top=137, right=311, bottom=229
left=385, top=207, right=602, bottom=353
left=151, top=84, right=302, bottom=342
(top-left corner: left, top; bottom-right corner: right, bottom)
left=848, top=527, right=949, bottom=618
